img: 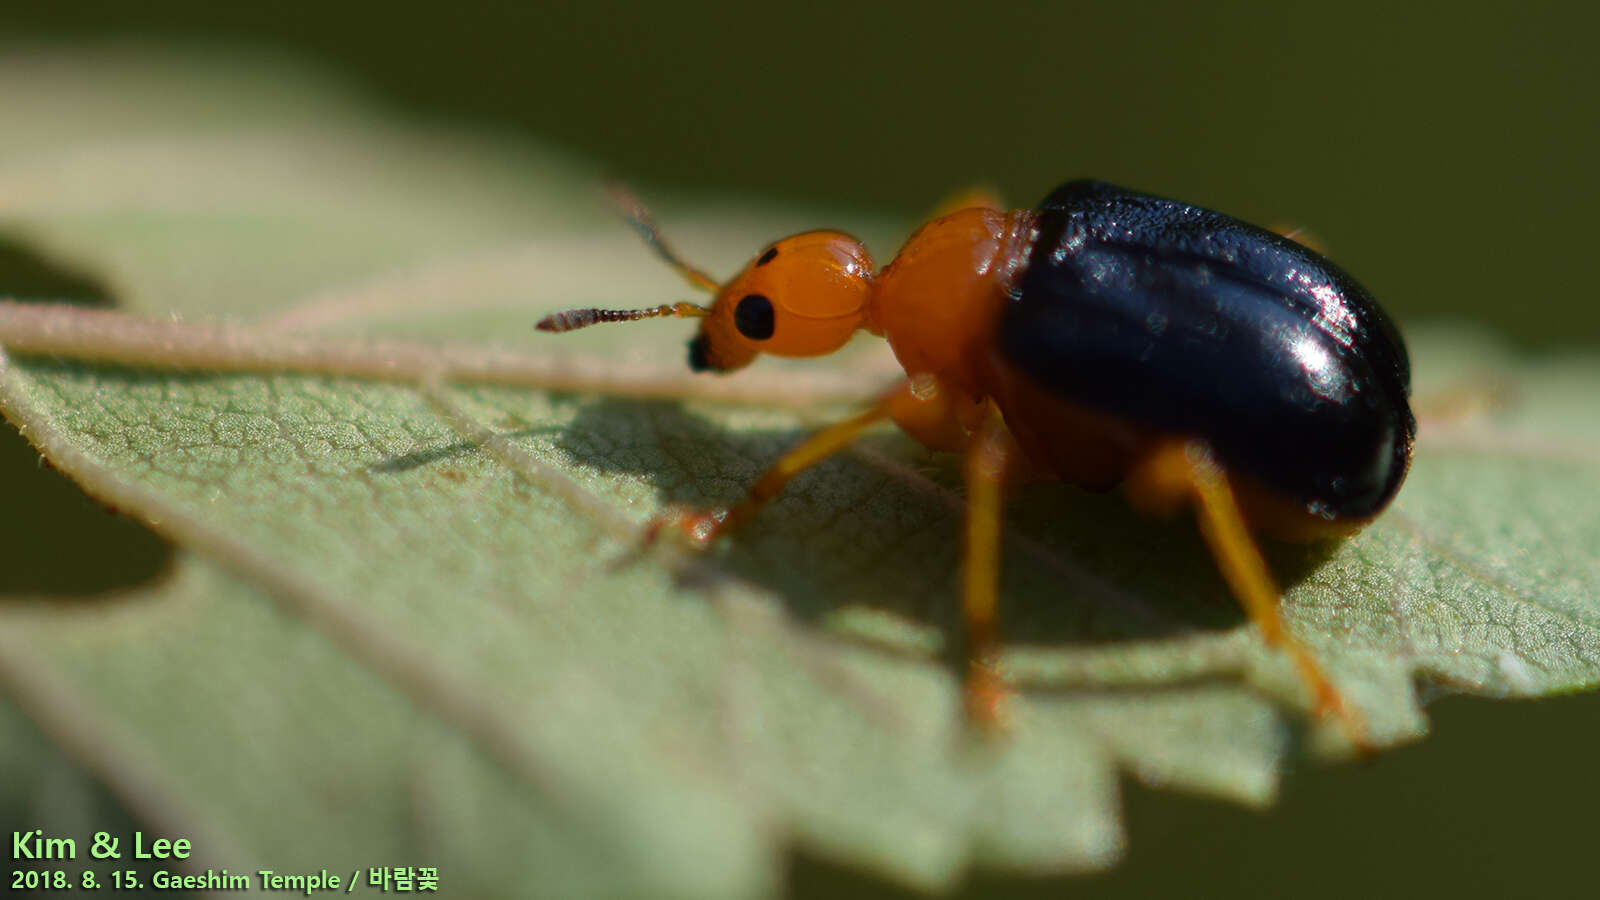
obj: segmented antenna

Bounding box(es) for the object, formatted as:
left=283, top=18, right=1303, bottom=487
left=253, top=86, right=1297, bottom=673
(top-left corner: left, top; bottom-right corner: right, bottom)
left=537, top=187, right=720, bottom=334
left=607, top=183, right=721, bottom=293
left=536, top=301, right=709, bottom=333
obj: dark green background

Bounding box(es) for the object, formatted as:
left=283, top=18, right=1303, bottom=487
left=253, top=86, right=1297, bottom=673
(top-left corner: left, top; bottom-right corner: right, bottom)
left=3, top=2, right=1596, bottom=898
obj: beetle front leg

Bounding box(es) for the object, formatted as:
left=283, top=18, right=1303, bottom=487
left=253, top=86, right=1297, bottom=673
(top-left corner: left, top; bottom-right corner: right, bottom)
left=647, top=384, right=908, bottom=548
left=647, top=375, right=983, bottom=548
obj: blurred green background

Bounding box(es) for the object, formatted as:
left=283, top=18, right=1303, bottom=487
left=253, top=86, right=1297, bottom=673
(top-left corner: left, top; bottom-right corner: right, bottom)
left=2, top=1, right=1595, bottom=898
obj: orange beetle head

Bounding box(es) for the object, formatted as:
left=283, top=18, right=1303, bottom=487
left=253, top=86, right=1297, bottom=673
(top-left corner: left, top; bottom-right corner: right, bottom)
left=688, top=232, right=875, bottom=373
left=537, top=191, right=876, bottom=375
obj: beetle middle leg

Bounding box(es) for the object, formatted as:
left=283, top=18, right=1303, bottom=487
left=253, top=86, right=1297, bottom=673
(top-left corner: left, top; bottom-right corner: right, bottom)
left=1125, top=440, right=1369, bottom=747
left=959, top=404, right=1019, bottom=731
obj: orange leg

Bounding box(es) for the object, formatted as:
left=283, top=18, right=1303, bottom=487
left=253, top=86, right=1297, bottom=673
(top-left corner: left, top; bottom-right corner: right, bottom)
left=647, top=378, right=967, bottom=545
left=646, top=402, right=892, bottom=546
left=650, top=379, right=1021, bottom=733
left=1127, top=441, right=1369, bottom=747
left=959, top=406, right=1016, bottom=731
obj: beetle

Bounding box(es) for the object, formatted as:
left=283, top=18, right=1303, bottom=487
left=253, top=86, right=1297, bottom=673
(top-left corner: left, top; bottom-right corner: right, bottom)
left=538, top=179, right=1415, bottom=741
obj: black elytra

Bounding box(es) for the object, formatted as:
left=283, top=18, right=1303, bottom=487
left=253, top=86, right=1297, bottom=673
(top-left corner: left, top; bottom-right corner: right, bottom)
left=1002, top=180, right=1415, bottom=520
left=734, top=293, right=776, bottom=340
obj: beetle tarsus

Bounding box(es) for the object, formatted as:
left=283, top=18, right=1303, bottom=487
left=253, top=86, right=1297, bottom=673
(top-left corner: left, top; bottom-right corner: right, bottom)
left=963, top=656, right=1012, bottom=734
left=643, top=506, right=728, bottom=549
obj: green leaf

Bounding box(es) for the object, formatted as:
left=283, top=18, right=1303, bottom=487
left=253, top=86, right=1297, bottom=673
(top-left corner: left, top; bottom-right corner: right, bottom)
left=1, top=47, right=1596, bottom=897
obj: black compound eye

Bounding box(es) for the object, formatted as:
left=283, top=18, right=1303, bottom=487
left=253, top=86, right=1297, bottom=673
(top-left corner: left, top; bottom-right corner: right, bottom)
left=687, top=334, right=712, bottom=372
left=733, top=293, right=775, bottom=340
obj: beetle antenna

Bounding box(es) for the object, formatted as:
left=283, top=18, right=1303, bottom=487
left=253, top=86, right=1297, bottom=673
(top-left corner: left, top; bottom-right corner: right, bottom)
left=536, top=301, right=710, bottom=333
left=608, top=183, right=721, bottom=293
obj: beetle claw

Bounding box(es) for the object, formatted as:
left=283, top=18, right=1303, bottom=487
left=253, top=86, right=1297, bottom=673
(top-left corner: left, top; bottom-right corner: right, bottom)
left=1310, top=680, right=1375, bottom=755
left=643, top=506, right=730, bottom=549
left=963, top=656, right=1012, bottom=735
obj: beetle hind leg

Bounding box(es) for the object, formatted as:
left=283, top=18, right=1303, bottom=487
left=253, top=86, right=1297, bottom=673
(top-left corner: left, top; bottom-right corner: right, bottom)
left=1127, top=441, right=1368, bottom=747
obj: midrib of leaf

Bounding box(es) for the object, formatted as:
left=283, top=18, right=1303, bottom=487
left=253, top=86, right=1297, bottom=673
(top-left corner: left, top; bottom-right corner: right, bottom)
left=0, top=300, right=887, bottom=407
